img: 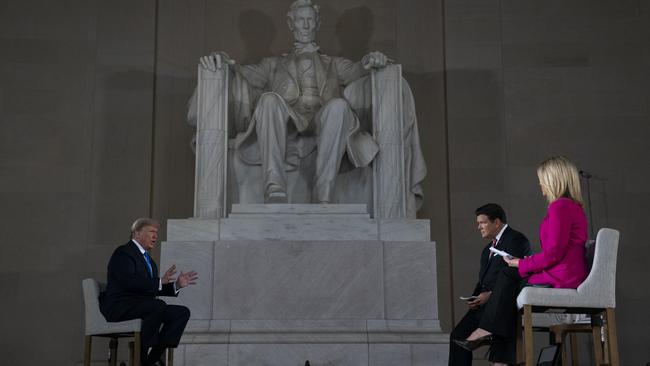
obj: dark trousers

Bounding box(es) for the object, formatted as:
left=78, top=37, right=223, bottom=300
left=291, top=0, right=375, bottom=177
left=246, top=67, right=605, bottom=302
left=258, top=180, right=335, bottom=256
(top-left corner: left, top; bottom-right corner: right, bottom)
left=449, top=308, right=482, bottom=365
left=449, top=306, right=517, bottom=365
left=479, top=267, right=524, bottom=339
left=118, top=299, right=190, bottom=362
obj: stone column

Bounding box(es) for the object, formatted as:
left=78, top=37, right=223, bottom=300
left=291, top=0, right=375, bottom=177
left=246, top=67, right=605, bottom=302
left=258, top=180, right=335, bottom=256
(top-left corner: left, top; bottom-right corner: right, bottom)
left=194, top=64, right=229, bottom=218
left=372, top=64, right=407, bottom=218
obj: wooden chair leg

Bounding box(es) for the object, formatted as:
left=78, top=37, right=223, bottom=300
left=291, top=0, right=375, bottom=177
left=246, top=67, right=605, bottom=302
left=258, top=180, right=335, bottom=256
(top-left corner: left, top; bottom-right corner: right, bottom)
left=167, top=348, right=174, bottom=366
left=516, top=310, right=523, bottom=365
left=605, top=308, right=619, bottom=366
left=133, top=332, right=141, bottom=366
left=129, top=341, right=135, bottom=366
left=109, top=337, right=118, bottom=366
left=591, top=324, right=603, bottom=365
left=83, top=335, right=92, bottom=366
left=523, top=305, right=534, bottom=366
left=548, top=325, right=567, bottom=366
left=600, top=326, right=612, bottom=365
left=549, top=326, right=568, bottom=366
left=569, top=332, right=578, bottom=366
left=560, top=331, right=569, bottom=366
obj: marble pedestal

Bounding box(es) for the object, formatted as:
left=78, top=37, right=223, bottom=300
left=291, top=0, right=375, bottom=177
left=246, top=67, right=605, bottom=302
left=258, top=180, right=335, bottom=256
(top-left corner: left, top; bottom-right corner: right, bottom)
left=161, top=205, right=449, bottom=365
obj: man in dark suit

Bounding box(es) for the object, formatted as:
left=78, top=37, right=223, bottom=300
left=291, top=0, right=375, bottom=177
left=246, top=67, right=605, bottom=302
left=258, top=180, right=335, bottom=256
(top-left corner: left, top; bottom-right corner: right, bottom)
left=449, top=203, right=532, bottom=365
left=99, top=218, right=198, bottom=366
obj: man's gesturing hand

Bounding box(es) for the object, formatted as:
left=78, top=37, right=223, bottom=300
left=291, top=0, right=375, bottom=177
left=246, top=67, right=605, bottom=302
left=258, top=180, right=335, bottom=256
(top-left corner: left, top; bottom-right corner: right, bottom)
left=175, top=270, right=199, bottom=289
left=161, top=264, right=177, bottom=284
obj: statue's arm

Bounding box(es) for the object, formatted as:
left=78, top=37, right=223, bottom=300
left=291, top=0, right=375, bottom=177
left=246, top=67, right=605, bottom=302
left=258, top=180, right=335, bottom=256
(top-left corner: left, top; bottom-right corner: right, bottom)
left=236, top=57, right=275, bottom=90
left=197, top=51, right=275, bottom=92
left=335, top=57, right=368, bottom=86
left=336, top=51, right=391, bottom=86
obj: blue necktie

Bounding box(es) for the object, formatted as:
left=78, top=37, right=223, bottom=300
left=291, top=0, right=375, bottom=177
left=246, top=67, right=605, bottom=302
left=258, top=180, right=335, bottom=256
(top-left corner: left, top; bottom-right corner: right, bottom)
left=143, top=252, right=153, bottom=278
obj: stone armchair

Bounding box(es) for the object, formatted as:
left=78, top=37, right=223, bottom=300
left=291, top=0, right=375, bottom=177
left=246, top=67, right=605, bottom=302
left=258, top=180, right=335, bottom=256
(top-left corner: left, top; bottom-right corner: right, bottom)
left=189, top=63, right=425, bottom=219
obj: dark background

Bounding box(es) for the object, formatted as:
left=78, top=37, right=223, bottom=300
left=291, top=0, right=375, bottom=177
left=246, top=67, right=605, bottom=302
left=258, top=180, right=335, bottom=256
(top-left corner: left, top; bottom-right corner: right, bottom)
left=0, top=0, right=648, bottom=364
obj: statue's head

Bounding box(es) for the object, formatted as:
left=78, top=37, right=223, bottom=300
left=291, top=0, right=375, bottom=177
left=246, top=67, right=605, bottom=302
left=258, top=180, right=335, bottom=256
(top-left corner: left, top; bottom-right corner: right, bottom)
left=287, top=0, right=320, bottom=44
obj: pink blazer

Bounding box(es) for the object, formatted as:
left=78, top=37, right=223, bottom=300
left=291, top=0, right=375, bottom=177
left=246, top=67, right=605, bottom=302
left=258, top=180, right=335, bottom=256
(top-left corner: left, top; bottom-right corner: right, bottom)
left=518, top=198, right=588, bottom=288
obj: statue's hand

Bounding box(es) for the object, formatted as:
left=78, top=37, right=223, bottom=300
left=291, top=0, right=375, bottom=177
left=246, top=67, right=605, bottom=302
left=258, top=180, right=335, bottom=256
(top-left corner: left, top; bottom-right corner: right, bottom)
left=362, top=51, right=391, bottom=70
left=199, top=52, right=236, bottom=71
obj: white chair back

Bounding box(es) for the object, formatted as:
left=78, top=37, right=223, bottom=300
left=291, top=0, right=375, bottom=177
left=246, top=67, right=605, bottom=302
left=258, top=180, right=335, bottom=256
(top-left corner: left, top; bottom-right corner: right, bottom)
left=575, top=228, right=619, bottom=308
left=82, top=278, right=104, bottom=335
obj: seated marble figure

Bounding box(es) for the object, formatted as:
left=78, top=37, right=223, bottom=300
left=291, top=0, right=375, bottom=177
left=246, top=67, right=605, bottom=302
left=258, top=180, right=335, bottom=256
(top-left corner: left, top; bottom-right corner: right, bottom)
left=187, top=0, right=426, bottom=215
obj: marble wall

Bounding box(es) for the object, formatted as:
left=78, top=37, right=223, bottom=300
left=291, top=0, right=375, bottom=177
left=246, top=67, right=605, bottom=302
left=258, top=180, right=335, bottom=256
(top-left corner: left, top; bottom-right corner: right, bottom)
left=445, top=0, right=650, bottom=364
left=0, top=0, right=157, bottom=364
left=1, top=0, right=649, bottom=365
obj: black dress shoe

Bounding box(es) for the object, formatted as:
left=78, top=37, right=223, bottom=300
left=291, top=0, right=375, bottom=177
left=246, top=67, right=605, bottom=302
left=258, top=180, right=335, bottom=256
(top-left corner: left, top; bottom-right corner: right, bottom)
left=143, top=357, right=165, bottom=366
left=452, top=334, right=494, bottom=351
left=151, top=359, right=166, bottom=366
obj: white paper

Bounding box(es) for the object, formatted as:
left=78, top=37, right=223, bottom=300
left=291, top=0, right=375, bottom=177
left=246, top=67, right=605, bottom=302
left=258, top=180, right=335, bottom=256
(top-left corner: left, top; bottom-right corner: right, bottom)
left=489, top=246, right=513, bottom=258
left=459, top=295, right=478, bottom=301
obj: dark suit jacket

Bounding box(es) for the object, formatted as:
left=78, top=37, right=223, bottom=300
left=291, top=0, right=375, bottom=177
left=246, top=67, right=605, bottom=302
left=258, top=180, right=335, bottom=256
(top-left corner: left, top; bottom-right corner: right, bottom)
left=99, top=240, right=176, bottom=321
left=472, top=226, right=532, bottom=296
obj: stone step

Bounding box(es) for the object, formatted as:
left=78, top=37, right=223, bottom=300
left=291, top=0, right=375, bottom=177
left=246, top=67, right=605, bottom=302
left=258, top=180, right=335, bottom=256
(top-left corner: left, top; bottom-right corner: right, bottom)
left=167, top=217, right=430, bottom=242
left=228, top=203, right=369, bottom=218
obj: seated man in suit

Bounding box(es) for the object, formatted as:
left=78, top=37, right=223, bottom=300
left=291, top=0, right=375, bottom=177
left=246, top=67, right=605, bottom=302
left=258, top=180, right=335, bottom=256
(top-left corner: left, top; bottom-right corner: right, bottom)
left=449, top=203, right=532, bottom=366
left=99, top=218, right=199, bottom=366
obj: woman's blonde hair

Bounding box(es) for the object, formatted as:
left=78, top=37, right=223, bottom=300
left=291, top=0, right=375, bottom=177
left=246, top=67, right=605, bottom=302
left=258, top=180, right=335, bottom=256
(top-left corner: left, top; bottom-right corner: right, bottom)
left=537, top=156, right=584, bottom=205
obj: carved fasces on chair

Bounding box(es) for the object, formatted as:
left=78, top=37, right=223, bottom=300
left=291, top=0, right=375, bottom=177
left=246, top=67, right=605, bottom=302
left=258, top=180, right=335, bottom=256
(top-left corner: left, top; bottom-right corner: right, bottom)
left=194, top=64, right=229, bottom=218
left=371, top=64, right=406, bottom=218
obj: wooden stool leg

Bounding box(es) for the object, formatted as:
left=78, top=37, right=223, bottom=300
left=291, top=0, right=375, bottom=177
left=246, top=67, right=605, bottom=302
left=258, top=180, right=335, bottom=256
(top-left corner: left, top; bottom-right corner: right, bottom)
left=83, top=335, right=92, bottom=366
left=549, top=326, right=568, bottom=366
left=600, top=326, right=612, bottom=365
left=591, top=325, right=603, bottom=365
left=167, top=348, right=174, bottom=366
left=605, top=308, right=619, bottom=366
left=133, top=332, right=141, bottom=366
left=560, top=331, right=569, bottom=366
left=523, top=305, right=534, bottom=366
left=129, top=341, right=135, bottom=366
left=109, top=337, right=118, bottom=366
left=598, top=311, right=610, bottom=364
left=569, top=332, right=578, bottom=366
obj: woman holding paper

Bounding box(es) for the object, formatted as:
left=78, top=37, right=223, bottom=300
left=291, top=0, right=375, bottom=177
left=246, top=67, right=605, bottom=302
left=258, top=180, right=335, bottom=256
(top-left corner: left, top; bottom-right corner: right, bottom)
left=453, top=156, right=588, bottom=363
left=509, top=156, right=589, bottom=287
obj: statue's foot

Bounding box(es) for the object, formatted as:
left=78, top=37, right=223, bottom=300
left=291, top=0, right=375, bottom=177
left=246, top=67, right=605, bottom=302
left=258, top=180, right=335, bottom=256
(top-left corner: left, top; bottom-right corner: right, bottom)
left=265, top=185, right=287, bottom=204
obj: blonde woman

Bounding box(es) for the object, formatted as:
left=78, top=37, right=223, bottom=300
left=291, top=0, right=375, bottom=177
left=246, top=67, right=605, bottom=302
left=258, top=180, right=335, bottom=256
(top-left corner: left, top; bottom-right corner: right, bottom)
left=454, top=156, right=588, bottom=366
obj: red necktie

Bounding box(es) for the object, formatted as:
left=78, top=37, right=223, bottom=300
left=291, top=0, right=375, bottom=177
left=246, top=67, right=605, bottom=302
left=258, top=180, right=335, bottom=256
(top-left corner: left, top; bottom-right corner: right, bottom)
left=489, top=239, right=497, bottom=257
